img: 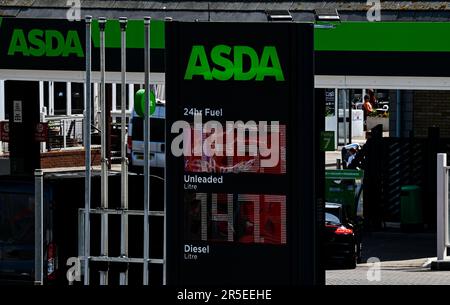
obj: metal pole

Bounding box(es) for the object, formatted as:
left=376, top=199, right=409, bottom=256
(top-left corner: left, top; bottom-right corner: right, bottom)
left=84, top=15, right=92, bottom=286
left=62, top=120, right=67, bottom=148
left=334, top=88, right=338, bottom=149
left=119, top=16, right=129, bottom=285
left=437, top=153, right=448, bottom=260
left=162, top=17, right=171, bottom=285
left=99, top=17, right=109, bottom=285
left=396, top=90, right=401, bottom=137
left=162, top=15, right=170, bottom=285
left=143, top=16, right=151, bottom=285
left=348, top=90, right=352, bottom=144
left=34, top=169, right=44, bottom=285
left=0, top=80, right=4, bottom=154
left=342, top=89, right=347, bottom=145
left=40, top=111, right=46, bottom=153
left=447, top=173, right=450, bottom=252
left=338, top=89, right=346, bottom=146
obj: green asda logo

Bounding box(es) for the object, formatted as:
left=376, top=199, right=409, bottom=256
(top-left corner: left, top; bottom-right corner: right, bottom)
left=7, top=29, right=84, bottom=57
left=184, top=45, right=285, bottom=81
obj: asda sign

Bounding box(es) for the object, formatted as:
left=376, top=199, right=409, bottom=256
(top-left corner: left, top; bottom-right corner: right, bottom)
left=8, top=29, right=83, bottom=57
left=0, top=18, right=86, bottom=71
left=0, top=17, right=165, bottom=73
left=184, top=45, right=284, bottom=81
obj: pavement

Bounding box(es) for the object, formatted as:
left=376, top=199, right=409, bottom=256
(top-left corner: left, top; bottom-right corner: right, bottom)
left=326, top=231, right=450, bottom=285
left=327, top=263, right=450, bottom=285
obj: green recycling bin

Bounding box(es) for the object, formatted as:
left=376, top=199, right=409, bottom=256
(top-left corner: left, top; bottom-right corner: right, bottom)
left=400, top=185, right=423, bottom=228
left=325, top=170, right=363, bottom=221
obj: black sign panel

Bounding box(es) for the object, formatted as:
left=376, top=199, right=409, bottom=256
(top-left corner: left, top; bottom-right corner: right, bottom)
left=166, top=22, right=322, bottom=285
left=5, top=81, right=40, bottom=175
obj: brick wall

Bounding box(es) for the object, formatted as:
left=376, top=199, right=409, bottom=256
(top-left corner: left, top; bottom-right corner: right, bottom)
left=40, top=149, right=101, bottom=169
left=413, top=90, right=450, bottom=138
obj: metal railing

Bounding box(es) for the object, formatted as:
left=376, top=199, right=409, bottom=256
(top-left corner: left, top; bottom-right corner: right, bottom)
left=436, top=153, right=450, bottom=260
left=45, top=115, right=84, bottom=151
left=111, top=110, right=132, bottom=123
left=0, top=116, right=84, bottom=154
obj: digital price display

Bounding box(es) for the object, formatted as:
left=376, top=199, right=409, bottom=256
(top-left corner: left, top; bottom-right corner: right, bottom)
left=166, top=21, right=322, bottom=285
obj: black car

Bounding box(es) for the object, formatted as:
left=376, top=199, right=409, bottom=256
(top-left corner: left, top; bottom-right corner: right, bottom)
left=324, top=203, right=362, bottom=269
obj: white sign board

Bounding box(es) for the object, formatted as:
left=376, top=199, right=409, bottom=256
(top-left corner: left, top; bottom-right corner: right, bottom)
left=13, top=100, right=22, bottom=123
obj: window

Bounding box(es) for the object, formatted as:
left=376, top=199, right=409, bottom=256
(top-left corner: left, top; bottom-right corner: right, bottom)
left=43, top=82, right=49, bottom=114
left=115, top=84, right=130, bottom=110
left=71, top=83, right=84, bottom=115
left=325, top=212, right=341, bottom=224
left=54, top=82, right=67, bottom=115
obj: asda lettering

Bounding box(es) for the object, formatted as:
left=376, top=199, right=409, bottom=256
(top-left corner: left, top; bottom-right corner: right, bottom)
left=184, top=45, right=285, bottom=81
left=7, top=29, right=84, bottom=57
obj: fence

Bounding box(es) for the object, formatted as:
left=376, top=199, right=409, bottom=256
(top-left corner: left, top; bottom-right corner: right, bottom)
left=363, top=125, right=450, bottom=230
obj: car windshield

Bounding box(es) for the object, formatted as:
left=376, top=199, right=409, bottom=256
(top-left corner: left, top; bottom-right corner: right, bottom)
left=325, top=212, right=341, bottom=225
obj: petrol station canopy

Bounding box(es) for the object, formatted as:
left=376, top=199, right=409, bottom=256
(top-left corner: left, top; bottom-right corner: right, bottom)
left=2, top=2, right=450, bottom=89
left=1, top=1, right=450, bottom=21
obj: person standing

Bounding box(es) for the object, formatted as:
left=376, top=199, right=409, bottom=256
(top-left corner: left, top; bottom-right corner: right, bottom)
left=368, top=89, right=377, bottom=108
left=363, top=94, right=373, bottom=131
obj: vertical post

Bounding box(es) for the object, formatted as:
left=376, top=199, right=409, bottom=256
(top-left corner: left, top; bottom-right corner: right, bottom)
left=335, top=88, right=339, bottom=147
left=99, top=17, right=109, bottom=285
left=119, top=16, right=129, bottom=285
left=39, top=81, right=44, bottom=115
left=39, top=82, right=45, bottom=153
left=343, top=89, right=347, bottom=145
left=0, top=80, right=4, bottom=121
left=128, top=84, right=134, bottom=111
left=348, top=90, right=352, bottom=144
left=162, top=17, right=172, bottom=284
left=143, top=16, right=151, bottom=285
left=62, top=120, right=67, bottom=148
left=0, top=80, right=4, bottom=153
left=93, top=83, right=99, bottom=129
left=84, top=15, right=92, bottom=286
left=49, top=82, right=54, bottom=116
left=111, top=84, right=116, bottom=115
left=67, top=82, right=72, bottom=116
left=338, top=89, right=347, bottom=146
left=437, top=153, right=448, bottom=260
left=396, top=90, right=401, bottom=138
left=34, top=169, right=44, bottom=285
left=40, top=111, right=46, bottom=153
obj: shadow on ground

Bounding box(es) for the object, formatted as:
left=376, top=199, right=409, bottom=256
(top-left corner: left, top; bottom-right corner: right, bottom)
left=360, top=231, right=436, bottom=262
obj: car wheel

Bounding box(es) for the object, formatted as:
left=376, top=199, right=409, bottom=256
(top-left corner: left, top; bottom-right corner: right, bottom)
left=344, top=245, right=358, bottom=269
left=344, top=257, right=357, bottom=269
